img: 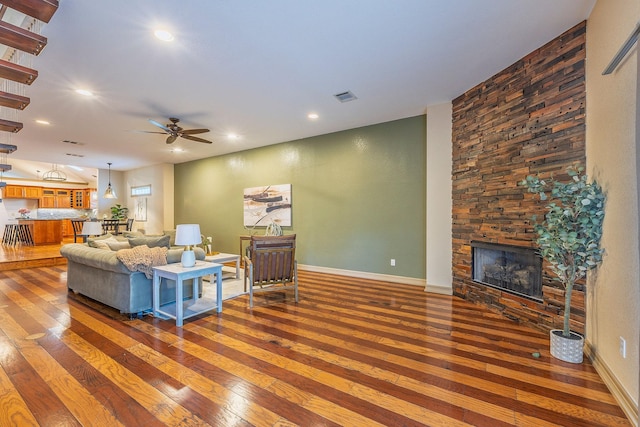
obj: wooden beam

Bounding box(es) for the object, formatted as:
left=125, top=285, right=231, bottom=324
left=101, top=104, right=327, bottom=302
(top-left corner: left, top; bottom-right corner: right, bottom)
left=0, top=0, right=59, bottom=23
left=0, top=20, right=47, bottom=55
left=0, top=91, right=30, bottom=110
left=0, top=119, right=23, bottom=133
left=0, top=143, right=17, bottom=154
left=0, top=59, right=37, bottom=84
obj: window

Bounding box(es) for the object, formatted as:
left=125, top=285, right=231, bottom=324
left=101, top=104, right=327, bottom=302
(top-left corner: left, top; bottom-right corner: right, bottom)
left=131, top=185, right=151, bottom=197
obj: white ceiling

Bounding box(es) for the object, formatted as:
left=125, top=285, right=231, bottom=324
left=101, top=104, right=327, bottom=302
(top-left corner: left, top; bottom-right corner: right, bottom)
left=4, top=0, right=595, bottom=181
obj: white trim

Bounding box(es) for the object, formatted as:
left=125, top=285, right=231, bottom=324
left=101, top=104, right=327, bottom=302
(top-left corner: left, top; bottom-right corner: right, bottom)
left=424, top=284, right=453, bottom=295
left=585, top=340, right=638, bottom=427
left=298, top=263, right=426, bottom=287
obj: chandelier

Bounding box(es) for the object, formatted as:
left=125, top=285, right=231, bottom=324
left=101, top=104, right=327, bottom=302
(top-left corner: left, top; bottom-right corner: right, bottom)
left=42, top=164, right=67, bottom=181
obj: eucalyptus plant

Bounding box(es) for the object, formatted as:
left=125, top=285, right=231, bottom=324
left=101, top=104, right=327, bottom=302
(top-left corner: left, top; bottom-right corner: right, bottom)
left=521, top=164, right=605, bottom=337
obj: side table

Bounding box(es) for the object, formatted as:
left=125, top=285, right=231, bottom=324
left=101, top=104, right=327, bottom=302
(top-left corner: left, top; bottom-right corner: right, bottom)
left=152, top=261, right=223, bottom=327
left=204, top=252, right=241, bottom=279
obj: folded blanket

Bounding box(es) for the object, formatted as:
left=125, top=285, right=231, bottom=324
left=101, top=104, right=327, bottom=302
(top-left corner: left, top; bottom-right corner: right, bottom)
left=116, top=245, right=168, bottom=279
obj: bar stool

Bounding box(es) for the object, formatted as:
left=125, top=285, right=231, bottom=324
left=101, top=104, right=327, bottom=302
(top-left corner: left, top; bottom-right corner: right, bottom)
left=17, top=224, right=34, bottom=246
left=2, top=224, right=19, bottom=246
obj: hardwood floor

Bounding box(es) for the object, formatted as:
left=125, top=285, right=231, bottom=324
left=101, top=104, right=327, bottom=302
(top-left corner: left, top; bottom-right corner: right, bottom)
left=0, top=243, right=631, bottom=426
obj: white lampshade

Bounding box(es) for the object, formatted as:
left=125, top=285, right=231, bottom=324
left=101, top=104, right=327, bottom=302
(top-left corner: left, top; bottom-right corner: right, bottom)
left=81, top=221, right=103, bottom=236
left=175, top=224, right=201, bottom=245
left=175, top=224, right=201, bottom=267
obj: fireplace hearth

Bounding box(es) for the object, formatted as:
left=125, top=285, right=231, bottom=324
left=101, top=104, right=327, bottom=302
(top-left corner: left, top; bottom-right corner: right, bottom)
left=471, top=241, right=542, bottom=301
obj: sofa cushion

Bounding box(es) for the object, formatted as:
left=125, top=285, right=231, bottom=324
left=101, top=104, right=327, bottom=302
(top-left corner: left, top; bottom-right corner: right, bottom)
left=128, top=234, right=171, bottom=249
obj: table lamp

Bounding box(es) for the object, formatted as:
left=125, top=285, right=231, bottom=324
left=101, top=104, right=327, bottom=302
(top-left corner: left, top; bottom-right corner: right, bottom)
left=81, top=221, right=103, bottom=242
left=175, top=224, right=201, bottom=268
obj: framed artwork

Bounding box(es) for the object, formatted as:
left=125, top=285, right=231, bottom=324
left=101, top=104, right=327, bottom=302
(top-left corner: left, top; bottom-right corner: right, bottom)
left=243, top=184, right=291, bottom=227
left=135, top=197, right=147, bottom=222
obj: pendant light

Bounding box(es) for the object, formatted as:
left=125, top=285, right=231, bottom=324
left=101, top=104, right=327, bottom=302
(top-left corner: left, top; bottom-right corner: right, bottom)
left=42, top=163, right=67, bottom=181
left=103, top=162, right=116, bottom=199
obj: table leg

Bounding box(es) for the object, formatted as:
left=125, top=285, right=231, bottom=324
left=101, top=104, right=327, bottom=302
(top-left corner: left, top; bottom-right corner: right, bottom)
left=176, top=277, right=184, bottom=327
left=153, top=272, right=160, bottom=318
left=216, top=267, right=222, bottom=313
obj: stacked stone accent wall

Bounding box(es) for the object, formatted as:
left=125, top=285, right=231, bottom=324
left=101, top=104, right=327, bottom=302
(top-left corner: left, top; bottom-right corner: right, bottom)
left=451, top=21, right=587, bottom=333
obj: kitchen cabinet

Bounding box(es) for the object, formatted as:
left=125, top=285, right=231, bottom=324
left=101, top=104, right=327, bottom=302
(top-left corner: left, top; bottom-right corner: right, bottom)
left=18, top=219, right=62, bottom=245
left=55, top=189, right=71, bottom=208
left=3, top=185, right=42, bottom=199
left=71, top=189, right=84, bottom=208
left=40, top=188, right=72, bottom=208
left=40, top=188, right=56, bottom=207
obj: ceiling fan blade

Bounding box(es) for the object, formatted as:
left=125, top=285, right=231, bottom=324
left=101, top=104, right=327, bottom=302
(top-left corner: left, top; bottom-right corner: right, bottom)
left=166, top=134, right=178, bottom=144
left=181, top=134, right=213, bottom=144
left=181, top=128, right=210, bottom=135
left=149, top=119, right=171, bottom=133
left=135, top=130, right=167, bottom=134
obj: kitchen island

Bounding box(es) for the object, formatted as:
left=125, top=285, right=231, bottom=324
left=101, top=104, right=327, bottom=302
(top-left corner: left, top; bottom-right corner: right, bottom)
left=18, top=219, right=63, bottom=245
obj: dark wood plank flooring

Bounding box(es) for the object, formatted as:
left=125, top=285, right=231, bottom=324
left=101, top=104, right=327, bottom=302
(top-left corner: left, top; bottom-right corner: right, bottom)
left=0, top=242, right=630, bottom=426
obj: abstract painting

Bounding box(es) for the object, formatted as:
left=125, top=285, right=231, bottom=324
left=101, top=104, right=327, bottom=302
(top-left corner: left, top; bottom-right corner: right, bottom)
left=243, top=184, right=292, bottom=227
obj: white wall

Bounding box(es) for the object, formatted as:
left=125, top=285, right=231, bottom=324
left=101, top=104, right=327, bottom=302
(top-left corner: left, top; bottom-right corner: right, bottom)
left=426, top=102, right=453, bottom=294
left=124, top=163, right=174, bottom=235
left=586, top=0, right=639, bottom=419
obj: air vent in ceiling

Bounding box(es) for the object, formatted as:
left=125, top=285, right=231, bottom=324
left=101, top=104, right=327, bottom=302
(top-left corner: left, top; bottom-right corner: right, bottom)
left=334, top=90, right=357, bottom=103
left=65, top=153, right=84, bottom=157
left=63, top=139, right=85, bottom=145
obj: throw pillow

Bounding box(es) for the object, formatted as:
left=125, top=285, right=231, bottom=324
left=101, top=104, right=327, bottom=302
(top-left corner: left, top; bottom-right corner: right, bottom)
left=128, top=234, right=171, bottom=249
left=86, top=233, right=113, bottom=248
left=106, top=241, right=131, bottom=251
left=163, top=229, right=176, bottom=247
left=122, top=231, right=145, bottom=238
left=89, top=236, right=119, bottom=250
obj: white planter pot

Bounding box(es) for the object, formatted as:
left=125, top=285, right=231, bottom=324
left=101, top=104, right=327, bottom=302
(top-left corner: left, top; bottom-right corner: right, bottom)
left=550, top=329, right=584, bottom=363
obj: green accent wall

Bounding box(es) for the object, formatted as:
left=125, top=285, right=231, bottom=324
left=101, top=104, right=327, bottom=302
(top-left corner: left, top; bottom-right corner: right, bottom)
left=174, top=115, right=426, bottom=278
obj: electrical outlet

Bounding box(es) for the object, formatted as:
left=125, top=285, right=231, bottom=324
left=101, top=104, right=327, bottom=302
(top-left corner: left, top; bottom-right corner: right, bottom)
left=390, top=259, right=396, bottom=267
left=619, top=337, right=626, bottom=358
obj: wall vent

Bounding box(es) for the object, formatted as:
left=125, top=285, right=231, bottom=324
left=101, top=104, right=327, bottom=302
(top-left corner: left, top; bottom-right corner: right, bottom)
left=63, top=139, right=84, bottom=145
left=334, top=90, right=357, bottom=103
left=65, top=153, right=84, bottom=157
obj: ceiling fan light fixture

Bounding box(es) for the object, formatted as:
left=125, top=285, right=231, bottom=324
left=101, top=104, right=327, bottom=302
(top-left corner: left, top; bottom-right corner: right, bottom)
left=103, top=162, right=117, bottom=199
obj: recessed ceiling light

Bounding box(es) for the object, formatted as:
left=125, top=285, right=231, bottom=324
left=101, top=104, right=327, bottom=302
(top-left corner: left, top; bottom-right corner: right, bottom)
left=308, top=113, right=319, bottom=120
left=154, top=29, right=174, bottom=41
left=171, top=148, right=184, bottom=153
left=227, top=133, right=239, bottom=140
left=35, top=119, right=50, bottom=125
left=75, top=89, right=93, bottom=97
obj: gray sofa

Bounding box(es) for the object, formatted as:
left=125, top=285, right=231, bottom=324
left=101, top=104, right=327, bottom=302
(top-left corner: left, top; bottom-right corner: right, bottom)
left=60, top=242, right=206, bottom=316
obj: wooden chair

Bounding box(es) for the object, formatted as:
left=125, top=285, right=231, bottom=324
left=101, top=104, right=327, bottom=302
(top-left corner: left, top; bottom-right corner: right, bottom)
left=102, top=219, right=121, bottom=235
left=70, top=219, right=86, bottom=243
left=243, top=234, right=298, bottom=308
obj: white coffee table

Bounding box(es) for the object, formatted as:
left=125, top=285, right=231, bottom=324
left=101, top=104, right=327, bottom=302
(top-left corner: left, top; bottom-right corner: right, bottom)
left=205, top=252, right=241, bottom=279
left=152, top=261, right=223, bottom=327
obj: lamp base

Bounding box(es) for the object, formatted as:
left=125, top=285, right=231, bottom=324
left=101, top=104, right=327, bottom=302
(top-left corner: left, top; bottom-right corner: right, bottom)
left=181, top=250, right=196, bottom=268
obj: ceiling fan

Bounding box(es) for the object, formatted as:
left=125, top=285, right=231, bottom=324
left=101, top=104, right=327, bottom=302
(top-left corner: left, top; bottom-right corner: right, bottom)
left=144, top=117, right=212, bottom=144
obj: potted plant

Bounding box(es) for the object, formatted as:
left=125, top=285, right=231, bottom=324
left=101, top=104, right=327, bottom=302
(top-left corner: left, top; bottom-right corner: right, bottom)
left=521, top=164, right=605, bottom=363
left=110, top=204, right=129, bottom=220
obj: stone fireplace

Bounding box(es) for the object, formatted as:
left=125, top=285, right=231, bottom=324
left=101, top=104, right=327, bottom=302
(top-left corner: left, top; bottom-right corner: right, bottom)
left=451, top=21, right=587, bottom=333
left=471, top=242, right=542, bottom=301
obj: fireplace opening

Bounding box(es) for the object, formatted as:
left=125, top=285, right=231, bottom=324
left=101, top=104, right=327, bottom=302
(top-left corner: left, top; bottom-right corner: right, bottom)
left=471, top=241, right=542, bottom=301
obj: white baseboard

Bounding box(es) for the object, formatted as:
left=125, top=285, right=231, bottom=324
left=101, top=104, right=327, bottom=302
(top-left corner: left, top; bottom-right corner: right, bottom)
left=298, top=263, right=426, bottom=286
left=298, top=264, right=451, bottom=296
left=585, top=340, right=639, bottom=426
